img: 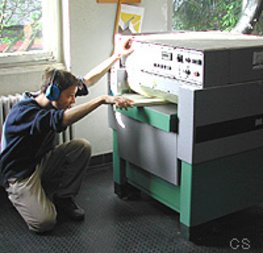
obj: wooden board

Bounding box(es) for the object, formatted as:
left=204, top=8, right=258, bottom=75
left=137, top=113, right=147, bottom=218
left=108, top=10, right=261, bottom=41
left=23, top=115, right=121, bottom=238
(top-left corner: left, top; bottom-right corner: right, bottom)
left=121, top=93, right=168, bottom=107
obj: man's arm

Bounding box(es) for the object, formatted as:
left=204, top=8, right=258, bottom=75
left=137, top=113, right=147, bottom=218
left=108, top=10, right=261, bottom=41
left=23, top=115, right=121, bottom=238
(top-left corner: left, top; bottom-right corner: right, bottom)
left=83, top=54, right=121, bottom=87
left=83, top=37, right=133, bottom=87
left=62, top=95, right=133, bottom=127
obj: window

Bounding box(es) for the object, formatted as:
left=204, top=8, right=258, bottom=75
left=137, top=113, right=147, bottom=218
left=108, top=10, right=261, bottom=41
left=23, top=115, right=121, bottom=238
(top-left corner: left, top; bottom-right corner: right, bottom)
left=0, top=0, right=61, bottom=67
left=253, top=12, right=263, bottom=35
left=172, top=0, right=243, bottom=32
left=171, top=0, right=263, bottom=35
left=0, top=0, right=42, bottom=53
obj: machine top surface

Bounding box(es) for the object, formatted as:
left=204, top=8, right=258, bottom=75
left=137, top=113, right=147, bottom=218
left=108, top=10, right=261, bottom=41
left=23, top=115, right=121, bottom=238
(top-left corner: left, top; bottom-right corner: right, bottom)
left=132, top=31, right=263, bottom=50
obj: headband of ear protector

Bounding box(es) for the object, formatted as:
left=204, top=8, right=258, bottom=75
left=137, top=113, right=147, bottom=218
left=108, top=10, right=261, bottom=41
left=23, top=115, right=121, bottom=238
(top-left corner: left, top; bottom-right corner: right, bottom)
left=45, top=69, right=61, bottom=101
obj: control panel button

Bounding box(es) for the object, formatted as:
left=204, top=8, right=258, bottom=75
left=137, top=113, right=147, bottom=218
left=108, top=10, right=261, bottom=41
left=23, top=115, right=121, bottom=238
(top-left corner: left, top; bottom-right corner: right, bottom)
left=185, top=70, right=191, bottom=75
left=177, top=54, right=183, bottom=62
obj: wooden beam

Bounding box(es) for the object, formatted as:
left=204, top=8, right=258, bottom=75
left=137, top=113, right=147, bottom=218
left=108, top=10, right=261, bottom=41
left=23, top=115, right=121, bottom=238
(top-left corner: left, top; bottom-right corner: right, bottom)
left=113, top=0, right=122, bottom=36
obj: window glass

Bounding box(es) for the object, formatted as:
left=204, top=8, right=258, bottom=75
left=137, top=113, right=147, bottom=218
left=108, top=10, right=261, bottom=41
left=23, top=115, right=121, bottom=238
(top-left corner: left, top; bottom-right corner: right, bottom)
left=0, top=0, right=42, bottom=54
left=172, top=0, right=243, bottom=32
left=252, top=12, right=263, bottom=35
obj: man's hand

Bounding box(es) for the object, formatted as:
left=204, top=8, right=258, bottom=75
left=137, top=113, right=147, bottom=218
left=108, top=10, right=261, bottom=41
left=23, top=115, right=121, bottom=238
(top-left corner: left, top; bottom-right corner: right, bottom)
left=103, top=95, right=134, bottom=109
left=114, top=35, right=134, bottom=58
left=83, top=35, right=134, bottom=87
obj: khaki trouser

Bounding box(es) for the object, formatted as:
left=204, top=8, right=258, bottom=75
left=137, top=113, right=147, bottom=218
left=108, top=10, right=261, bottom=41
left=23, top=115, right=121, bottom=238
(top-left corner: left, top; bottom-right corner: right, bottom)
left=5, top=139, right=91, bottom=233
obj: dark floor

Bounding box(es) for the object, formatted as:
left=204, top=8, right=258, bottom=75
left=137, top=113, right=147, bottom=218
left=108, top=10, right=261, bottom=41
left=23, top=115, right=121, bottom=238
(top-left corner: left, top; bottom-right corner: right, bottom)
left=1, top=164, right=263, bottom=253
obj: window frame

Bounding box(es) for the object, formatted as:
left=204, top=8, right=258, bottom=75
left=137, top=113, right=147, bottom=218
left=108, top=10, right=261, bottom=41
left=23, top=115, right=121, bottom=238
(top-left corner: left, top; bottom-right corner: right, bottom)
left=0, top=0, right=62, bottom=68
left=233, top=0, right=263, bottom=34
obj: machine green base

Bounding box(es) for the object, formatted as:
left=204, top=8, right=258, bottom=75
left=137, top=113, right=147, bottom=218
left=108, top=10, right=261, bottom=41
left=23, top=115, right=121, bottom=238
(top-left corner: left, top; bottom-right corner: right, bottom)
left=111, top=106, right=263, bottom=239
left=113, top=135, right=263, bottom=236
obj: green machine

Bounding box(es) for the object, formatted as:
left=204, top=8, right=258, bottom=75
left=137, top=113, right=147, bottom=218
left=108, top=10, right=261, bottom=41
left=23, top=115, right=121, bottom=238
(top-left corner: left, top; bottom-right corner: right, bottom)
left=109, top=32, right=263, bottom=237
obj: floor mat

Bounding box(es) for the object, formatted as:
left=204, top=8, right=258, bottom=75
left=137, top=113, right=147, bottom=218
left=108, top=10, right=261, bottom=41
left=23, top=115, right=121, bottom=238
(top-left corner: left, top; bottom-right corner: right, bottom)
left=1, top=164, right=263, bottom=253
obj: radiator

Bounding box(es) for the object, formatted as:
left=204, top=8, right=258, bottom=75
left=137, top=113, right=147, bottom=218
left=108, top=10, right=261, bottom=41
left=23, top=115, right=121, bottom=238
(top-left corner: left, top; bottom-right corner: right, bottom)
left=0, top=94, right=22, bottom=132
left=0, top=94, right=73, bottom=145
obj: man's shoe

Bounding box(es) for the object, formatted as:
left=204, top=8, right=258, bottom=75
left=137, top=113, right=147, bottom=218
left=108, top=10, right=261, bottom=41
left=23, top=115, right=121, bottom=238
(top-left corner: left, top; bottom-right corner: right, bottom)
left=53, top=196, right=85, bottom=221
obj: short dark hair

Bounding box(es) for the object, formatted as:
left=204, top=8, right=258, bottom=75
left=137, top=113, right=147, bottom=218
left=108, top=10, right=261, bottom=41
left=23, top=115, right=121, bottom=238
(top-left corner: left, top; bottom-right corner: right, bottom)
left=41, top=67, right=81, bottom=93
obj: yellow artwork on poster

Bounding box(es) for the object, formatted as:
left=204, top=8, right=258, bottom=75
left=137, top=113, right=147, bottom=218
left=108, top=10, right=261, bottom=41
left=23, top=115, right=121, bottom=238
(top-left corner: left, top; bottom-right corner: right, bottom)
left=118, top=4, right=144, bottom=34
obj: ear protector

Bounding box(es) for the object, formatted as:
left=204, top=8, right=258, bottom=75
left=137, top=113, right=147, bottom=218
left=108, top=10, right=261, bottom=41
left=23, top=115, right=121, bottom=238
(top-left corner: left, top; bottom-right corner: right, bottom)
left=45, top=70, right=61, bottom=101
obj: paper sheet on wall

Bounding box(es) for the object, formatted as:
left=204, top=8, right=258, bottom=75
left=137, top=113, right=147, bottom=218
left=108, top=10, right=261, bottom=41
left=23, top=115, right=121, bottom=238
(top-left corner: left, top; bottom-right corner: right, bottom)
left=118, top=4, right=144, bottom=34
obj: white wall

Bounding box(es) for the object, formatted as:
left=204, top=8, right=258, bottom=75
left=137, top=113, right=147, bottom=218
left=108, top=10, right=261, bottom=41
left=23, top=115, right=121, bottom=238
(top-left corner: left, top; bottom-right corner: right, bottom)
left=69, top=0, right=171, bottom=155
left=0, top=0, right=171, bottom=156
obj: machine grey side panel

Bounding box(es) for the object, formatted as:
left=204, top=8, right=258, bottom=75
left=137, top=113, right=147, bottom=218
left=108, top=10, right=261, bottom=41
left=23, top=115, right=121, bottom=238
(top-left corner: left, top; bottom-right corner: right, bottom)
left=194, top=82, right=263, bottom=163
left=230, top=48, right=263, bottom=84
left=179, top=82, right=263, bottom=164
left=195, top=82, right=263, bottom=125
left=205, top=51, right=229, bottom=86
left=115, top=114, right=179, bottom=185
left=194, top=131, right=263, bottom=164
left=177, top=86, right=195, bottom=163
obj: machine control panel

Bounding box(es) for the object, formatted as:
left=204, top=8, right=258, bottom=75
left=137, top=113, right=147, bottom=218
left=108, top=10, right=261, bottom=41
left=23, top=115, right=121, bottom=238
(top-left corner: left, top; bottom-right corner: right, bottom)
left=124, top=32, right=263, bottom=89
left=127, top=41, right=204, bottom=87
left=174, top=48, right=203, bottom=86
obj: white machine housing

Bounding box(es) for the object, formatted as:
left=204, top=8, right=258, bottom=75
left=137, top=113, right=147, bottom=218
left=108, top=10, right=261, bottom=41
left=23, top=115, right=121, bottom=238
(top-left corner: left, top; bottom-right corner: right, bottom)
left=109, top=32, right=263, bottom=182
left=115, top=31, right=263, bottom=103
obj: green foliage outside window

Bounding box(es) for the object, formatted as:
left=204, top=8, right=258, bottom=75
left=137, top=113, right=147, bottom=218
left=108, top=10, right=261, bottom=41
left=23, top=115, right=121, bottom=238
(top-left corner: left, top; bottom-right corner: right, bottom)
left=0, top=0, right=42, bottom=53
left=172, top=0, right=243, bottom=31
left=253, top=13, right=263, bottom=35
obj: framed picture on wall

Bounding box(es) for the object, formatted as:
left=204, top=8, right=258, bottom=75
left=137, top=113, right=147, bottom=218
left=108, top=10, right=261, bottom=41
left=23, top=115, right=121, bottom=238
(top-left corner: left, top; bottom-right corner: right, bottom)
left=117, top=4, right=144, bottom=34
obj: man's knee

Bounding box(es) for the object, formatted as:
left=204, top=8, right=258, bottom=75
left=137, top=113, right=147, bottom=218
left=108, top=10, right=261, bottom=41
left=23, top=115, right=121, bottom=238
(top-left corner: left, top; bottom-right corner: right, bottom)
left=74, top=139, right=92, bottom=156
